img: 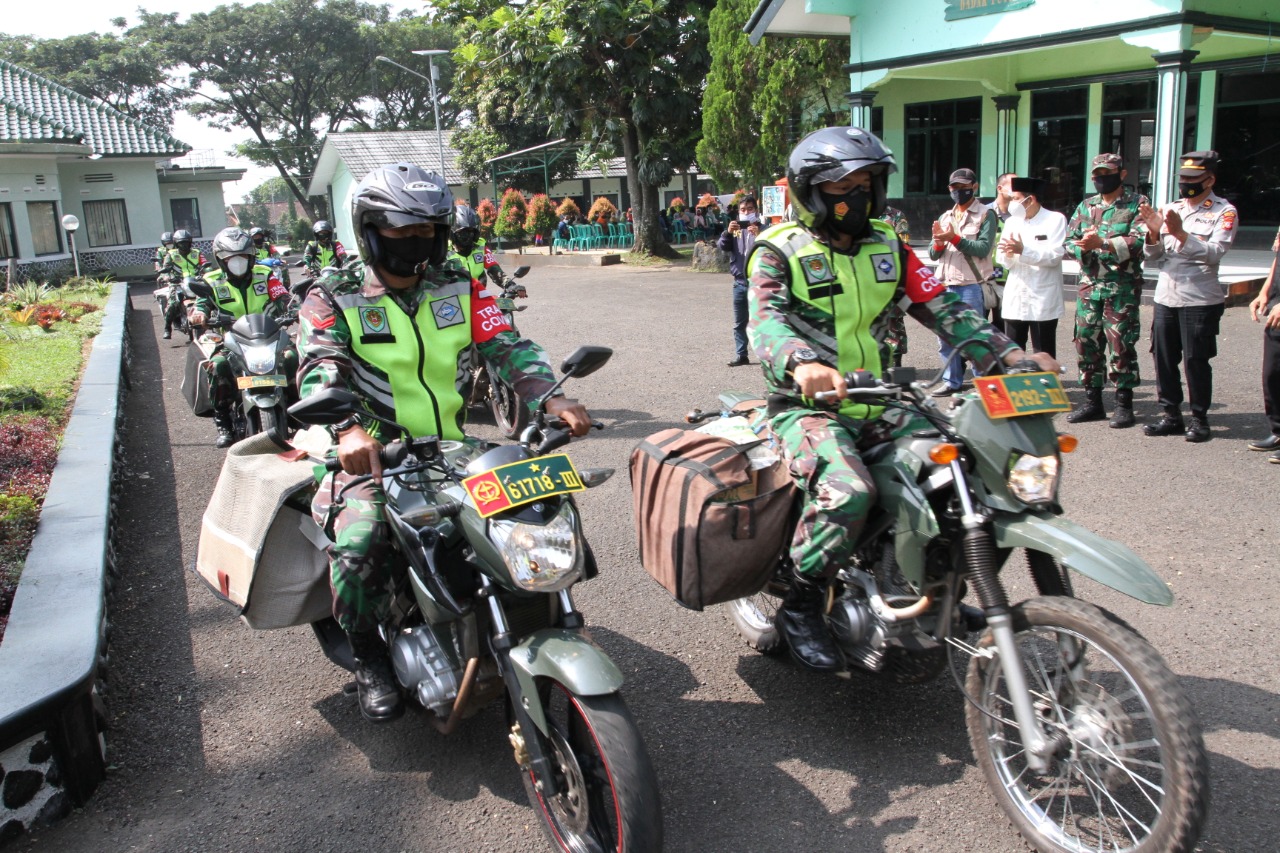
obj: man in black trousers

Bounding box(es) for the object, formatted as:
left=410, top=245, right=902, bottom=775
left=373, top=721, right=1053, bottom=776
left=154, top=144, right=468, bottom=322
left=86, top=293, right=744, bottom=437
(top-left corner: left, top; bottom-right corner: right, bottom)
left=1248, top=225, right=1280, bottom=462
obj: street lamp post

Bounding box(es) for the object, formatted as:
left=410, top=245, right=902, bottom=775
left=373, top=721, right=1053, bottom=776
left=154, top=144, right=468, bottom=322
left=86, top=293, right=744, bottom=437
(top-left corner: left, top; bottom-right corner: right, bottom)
left=374, top=52, right=449, bottom=179
left=61, top=214, right=81, bottom=278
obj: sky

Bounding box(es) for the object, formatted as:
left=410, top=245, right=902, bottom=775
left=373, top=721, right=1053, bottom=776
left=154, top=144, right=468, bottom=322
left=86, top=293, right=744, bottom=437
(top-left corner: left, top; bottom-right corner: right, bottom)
left=5, top=0, right=422, bottom=205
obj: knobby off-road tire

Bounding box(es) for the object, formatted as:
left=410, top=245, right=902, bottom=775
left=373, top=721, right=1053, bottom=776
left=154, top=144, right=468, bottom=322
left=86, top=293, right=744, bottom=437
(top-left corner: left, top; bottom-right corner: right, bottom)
left=725, top=592, right=785, bottom=655
left=965, top=596, right=1208, bottom=853
left=523, top=680, right=663, bottom=853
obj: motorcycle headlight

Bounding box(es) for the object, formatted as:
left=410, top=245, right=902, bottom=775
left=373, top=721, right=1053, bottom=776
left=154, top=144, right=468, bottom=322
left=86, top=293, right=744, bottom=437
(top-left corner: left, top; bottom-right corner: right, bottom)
left=1006, top=452, right=1059, bottom=506
left=489, top=503, right=583, bottom=592
left=242, top=343, right=277, bottom=375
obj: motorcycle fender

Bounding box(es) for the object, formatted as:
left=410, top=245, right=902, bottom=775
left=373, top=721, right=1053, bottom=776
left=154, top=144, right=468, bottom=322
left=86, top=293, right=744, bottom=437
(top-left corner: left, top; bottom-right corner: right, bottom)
left=507, top=629, right=624, bottom=736
left=244, top=390, right=283, bottom=410
left=992, top=513, right=1174, bottom=606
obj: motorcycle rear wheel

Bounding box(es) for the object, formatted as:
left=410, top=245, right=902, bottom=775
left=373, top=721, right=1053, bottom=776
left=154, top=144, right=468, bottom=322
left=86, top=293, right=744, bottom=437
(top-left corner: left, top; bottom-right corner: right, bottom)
left=490, top=375, right=529, bottom=440
left=965, top=596, right=1208, bottom=853
left=522, top=680, right=663, bottom=853
left=725, top=592, right=784, bottom=655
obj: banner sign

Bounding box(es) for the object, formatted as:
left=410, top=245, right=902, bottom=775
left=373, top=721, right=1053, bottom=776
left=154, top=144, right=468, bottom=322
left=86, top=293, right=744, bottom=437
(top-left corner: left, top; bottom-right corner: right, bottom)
left=945, top=0, right=1034, bottom=21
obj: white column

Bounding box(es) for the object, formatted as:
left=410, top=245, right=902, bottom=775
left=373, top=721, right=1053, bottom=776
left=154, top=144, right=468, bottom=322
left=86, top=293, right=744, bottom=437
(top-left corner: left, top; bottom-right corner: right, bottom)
left=1151, top=50, right=1199, bottom=206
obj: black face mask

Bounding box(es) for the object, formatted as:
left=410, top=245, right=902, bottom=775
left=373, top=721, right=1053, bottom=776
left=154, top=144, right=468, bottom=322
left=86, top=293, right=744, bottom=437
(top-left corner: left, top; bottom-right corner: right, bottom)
left=1179, top=181, right=1208, bottom=199
left=819, top=188, right=872, bottom=239
left=453, top=232, right=477, bottom=254
left=252, top=237, right=265, bottom=247
left=1092, top=173, right=1123, bottom=195
left=950, top=188, right=975, bottom=206
left=378, top=233, right=435, bottom=277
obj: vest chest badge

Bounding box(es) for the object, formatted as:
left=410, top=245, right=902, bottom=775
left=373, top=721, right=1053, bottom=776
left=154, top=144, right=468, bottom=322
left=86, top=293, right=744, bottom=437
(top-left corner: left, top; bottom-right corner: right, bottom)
left=359, top=306, right=388, bottom=336
left=800, top=254, right=835, bottom=286
left=472, top=252, right=484, bottom=265
left=873, top=254, right=898, bottom=283
left=215, top=285, right=233, bottom=302
left=432, top=295, right=464, bottom=329
left=253, top=281, right=268, bottom=296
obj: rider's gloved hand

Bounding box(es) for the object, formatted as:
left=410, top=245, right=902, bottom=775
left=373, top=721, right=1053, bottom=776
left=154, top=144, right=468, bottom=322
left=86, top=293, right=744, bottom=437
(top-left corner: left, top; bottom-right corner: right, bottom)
left=545, top=397, right=592, bottom=436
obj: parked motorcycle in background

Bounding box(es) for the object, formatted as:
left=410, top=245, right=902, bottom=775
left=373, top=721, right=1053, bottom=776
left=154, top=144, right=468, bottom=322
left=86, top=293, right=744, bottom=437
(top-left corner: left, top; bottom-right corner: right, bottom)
left=289, top=345, right=663, bottom=852
left=467, top=265, right=533, bottom=438
left=153, top=273, right=198, bottom=343
left=662, top=346, right=1208, bottom=853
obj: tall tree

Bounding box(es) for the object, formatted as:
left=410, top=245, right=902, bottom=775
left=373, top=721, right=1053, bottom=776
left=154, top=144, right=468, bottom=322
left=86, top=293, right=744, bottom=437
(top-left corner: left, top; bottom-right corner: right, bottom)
left=360, top=15, right=461, bottom=132
left=0, top=26, right=185, bottom=131
left=439, top=0, right=711, bottom=257
left=138, top=0, right=388, bottom=221
left=449, top=81, right=581, bottom=194
left=697, top=0, right=847, bottom=190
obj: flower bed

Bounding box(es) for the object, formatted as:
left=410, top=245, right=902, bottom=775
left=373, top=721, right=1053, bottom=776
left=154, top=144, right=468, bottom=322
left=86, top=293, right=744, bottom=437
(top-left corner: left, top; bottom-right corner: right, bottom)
left=0, top=279, right=109, bottom=643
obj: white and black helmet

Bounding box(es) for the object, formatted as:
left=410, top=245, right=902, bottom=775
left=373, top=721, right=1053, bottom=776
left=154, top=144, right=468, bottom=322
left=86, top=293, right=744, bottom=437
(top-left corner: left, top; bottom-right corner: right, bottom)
left=172, top=229, right=193, bottom=251
left=451, top=205, right=481, bottom=251
left=787, top=127, right=897, bottom=232
left=212, top=227, right=256, bottom=278
left=352, top=162, right=454, bottom=269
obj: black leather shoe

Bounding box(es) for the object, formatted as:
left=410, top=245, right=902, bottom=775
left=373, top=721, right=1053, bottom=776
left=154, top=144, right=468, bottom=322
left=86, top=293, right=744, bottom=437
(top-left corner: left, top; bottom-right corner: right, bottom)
left=348, top=632, right=404, bottom=722
left=1066, top=388, right=1106, bottom=423
left=1108, top=389, right=1134, bottom=429
left=1143, top=414, right=1185, bottom=437
left=162, top=328, right=172, bottom=340
left=727, top=356, right=750, bottom=367
left=1248, top=435, right=1280, bottom=452
left=777, top=578, right=842, bottom=672
left=1184, top=417, right=1210, bottom=443
left=215, top=428, right=234, bottom=449
left=1269, top=451, right=1280, bottom=465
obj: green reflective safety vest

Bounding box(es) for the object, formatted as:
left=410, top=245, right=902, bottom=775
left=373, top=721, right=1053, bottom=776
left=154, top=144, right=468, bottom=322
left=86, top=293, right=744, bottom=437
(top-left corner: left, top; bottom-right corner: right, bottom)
left=255, top=246, right=275, bottom=261
left=308, top=242, right=340, bottom=268
left=168, top=249, right=203, bottom=278
left=335, top=278, right=474, bottom=441
left=451, top=239, right=491, bottom=281
left=766, top=220, right=902, bottom=420
left=204, top=265, right=278, bottom=319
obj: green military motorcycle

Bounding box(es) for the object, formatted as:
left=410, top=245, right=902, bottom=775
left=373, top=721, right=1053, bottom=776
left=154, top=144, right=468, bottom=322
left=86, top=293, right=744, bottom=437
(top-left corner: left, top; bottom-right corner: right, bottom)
left=291, top=346, right=663, bottom=853
left=702, top=347, right=1208, bottom=853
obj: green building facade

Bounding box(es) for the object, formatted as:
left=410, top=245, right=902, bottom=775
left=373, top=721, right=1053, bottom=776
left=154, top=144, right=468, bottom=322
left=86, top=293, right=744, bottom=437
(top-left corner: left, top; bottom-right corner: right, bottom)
left=747, top=0, right=1280, bottom=245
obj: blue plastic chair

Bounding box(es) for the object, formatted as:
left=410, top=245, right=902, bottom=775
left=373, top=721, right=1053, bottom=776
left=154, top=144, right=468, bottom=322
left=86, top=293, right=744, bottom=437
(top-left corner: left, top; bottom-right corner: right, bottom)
left=570, top=225, right=590, bottom=251
left=590, top=224, right=607, bottom=249
left=671, top=221, right=689, bottom=244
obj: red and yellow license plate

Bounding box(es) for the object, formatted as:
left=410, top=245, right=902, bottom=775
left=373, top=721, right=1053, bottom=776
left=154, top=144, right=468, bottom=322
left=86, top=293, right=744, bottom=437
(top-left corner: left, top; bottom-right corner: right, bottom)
left=235, top=374, right=287, bottom=389
left=462, top=454, right=585, bottom=518
left=974, top=372, right=1071, bottom=419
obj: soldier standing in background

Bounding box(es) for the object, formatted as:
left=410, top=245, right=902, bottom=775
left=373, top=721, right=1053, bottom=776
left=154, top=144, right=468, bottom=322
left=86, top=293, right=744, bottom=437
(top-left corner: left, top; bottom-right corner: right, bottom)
left=1246, top=224, right=1280, bottom=461
left=1064, top=153, right=1149, bottom=428
left=881, top=205, right=911, bottom=366
left=1138, top=151, right=1238, bottom=443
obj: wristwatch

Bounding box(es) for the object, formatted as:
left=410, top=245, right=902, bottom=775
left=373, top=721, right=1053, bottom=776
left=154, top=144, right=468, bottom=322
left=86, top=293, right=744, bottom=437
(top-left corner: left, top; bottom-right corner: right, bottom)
left=790, top=347, right=821, bottom=372
left=332, top=415, right=361, bottom=435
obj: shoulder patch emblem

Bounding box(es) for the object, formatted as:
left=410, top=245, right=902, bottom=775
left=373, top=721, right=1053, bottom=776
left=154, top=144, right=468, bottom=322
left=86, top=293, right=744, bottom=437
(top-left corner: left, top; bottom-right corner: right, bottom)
left=215, top=285, right=233, bottom=302
left=253, top=281, right=268, bottom=296
left=873, top=254, right=898, bottom=283
left=800, top=254, right=834, bottom=286
left=432, top=295, right=465, bottom=329
left=359, top=306, right=388, bottom=336
left=1221, top=210, right=1237, bottom=231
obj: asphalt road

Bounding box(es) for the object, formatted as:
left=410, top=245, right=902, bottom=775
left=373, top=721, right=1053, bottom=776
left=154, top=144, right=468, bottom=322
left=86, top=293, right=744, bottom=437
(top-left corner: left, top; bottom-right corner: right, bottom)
left=15, top=266, right=1280, bottom=852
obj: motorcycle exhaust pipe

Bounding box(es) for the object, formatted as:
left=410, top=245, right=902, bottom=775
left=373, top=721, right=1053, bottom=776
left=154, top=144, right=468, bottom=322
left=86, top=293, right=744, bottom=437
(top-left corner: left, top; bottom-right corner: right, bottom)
left=430, top=657, right=480, bottom=736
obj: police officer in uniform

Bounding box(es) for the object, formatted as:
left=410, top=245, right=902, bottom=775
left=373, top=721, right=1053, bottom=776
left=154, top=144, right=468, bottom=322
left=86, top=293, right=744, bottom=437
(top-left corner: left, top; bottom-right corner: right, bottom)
left=1139, top=151, right=1238, bottom=443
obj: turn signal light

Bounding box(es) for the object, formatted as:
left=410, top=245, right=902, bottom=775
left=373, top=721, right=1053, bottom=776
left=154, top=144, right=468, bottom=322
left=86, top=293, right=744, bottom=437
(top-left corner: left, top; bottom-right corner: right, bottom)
left=928, top=443, right=959, bottom=464
left=1057, top=434, right=1079, bottom=454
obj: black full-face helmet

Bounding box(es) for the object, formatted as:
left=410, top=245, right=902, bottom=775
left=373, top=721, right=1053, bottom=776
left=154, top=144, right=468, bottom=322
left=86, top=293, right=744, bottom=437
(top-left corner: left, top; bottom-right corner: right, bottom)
left=351, top=162, right=454, bottom=272
left=313, top=220, right=334, bottom=244
left=787, top=127, right=897, bottom=233
left=248, top=226, right=266, bottom=245
left=172, top=229, right=193, bottom=252
left=451, top=205, right=481, bottom=253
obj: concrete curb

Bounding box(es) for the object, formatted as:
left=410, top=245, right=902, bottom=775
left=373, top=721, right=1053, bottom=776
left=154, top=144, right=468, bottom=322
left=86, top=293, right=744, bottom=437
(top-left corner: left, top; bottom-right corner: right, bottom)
left=493, top=251, right=622, bottom=268
left=0, top=283, right=129, bottom=840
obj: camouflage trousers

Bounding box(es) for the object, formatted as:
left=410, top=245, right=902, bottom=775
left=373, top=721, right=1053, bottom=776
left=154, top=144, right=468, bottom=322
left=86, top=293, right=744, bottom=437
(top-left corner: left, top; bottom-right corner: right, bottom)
left=771, top=406, right=928, bottom=579
left=311, top=471, right=394, bottom=633
left=205, top=348, right=298, bottom=410
left=887, top=311, right=909, bottom=358
left=1073, top=282, right=1141, bottom=390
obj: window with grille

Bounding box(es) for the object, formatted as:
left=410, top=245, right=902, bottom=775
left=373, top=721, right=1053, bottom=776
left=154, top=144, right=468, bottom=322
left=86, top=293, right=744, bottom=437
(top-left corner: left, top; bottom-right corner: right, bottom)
left=170, top=198, right=202, bottom=237
left=904, top=98, right=982, bottom=195
left=0, top=204, right=16, bottom=259
left=27, top=201, right=62, bottom=256
left=83, top=199, right=132, bottom=248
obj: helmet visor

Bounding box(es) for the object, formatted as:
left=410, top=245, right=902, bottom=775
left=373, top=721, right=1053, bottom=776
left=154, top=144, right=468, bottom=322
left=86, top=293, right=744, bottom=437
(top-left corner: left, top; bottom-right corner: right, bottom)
left=366, top=208, right=450, bottom=230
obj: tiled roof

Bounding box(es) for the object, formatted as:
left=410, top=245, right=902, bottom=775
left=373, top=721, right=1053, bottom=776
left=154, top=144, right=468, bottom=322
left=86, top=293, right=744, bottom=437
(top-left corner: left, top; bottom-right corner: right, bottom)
left=326, top=131, right=461, bottom=185
left=0, top=58, right=189, bottom=156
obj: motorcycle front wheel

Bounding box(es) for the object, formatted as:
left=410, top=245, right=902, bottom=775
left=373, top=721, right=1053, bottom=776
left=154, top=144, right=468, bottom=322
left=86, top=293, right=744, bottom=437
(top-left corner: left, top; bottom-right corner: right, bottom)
left=490, top=375, right=529, bottom=440
left=247, top=404, right=291, bottom=450
left=522, top=679, right=663, bottom=853
left=965, top=596, right=1208, bottom=853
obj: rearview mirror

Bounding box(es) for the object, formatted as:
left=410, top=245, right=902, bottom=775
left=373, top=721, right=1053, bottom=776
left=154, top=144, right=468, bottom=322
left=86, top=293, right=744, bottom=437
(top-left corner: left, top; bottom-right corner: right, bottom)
left=288, top=387, right=361, bottom=425
left=187, top=279, right=214, bottom=299
left=513, top=265, right=531, bottom=278
left=560, top=345, right=612, bottom=378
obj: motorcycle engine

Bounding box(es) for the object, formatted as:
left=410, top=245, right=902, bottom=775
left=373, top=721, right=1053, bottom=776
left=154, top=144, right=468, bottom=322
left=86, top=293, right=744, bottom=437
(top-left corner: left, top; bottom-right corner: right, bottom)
left=391, top=627, right=461, bottom=715
left=827, top=593, right=890, bottom=671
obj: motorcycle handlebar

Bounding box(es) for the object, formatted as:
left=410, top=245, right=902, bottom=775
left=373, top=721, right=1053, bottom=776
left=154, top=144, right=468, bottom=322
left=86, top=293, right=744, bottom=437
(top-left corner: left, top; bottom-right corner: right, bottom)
left=323, top=439, right=408, bottom=473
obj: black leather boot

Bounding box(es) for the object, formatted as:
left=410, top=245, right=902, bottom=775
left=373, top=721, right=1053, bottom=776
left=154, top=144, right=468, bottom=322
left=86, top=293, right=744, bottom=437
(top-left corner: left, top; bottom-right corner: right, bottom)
left=1109, top=388, right=1135, bottom=429
left=777, top=575, right=842, bottom=672
left=162, top=323, right=172, bottom=340
left=1066, top=387, right=1106, bottom=423
left=212, top=407, right=235, bottom=448
left=347, top=630, right=404, bottom=722
left=1143, top=411, right=1185, bottom=437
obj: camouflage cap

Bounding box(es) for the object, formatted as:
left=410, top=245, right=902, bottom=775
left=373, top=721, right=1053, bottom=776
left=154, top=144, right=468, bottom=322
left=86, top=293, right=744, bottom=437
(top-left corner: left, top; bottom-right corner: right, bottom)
left=1091, top=153, right=1124, bottom=173
left=1178, top=150, right=1220, bottom=177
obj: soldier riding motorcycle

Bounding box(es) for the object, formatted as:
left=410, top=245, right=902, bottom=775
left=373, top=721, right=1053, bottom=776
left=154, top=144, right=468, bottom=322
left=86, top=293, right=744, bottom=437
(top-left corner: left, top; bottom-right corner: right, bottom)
left=158, top=229, right=206, bottom=340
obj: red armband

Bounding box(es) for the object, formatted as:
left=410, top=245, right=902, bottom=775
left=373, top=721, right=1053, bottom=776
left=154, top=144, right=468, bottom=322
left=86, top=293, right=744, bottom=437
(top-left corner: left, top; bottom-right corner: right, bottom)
left=482, top=246, right=498, bottom=268
left=471, top=279, right=512, bottom=343
left=267, top=275, right=288, bottom=301
left=904, top=251, right=946, bottom=303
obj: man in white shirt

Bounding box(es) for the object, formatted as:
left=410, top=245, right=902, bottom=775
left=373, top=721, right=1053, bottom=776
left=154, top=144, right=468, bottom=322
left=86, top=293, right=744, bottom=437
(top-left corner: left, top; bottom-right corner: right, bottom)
left=997, top=176, right=1067, bottom=360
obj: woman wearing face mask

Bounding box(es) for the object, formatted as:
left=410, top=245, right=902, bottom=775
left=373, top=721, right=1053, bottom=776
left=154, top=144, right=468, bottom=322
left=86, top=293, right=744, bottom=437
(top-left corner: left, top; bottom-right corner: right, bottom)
left=189, top=227, right=295, bottom=447
left=997, top=177, right=1067, bottom=359
left=929, top=168, right=999, bottom=395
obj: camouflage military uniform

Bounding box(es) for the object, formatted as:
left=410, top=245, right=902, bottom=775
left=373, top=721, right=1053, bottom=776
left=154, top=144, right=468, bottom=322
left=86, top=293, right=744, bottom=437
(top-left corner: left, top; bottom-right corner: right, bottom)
left=297, top=260, right=559, bottom=632
left=1065, top=188, right=1149, bottom=390
left=749, top=221, right=1016, bottom=579
left=880, top=207, right=912, bottom=360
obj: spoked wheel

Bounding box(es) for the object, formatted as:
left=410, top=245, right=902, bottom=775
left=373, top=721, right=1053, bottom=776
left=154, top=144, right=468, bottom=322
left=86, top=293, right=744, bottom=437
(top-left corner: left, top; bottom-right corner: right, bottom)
left=491, top=376, right=530, bottom=439
left=522, top=680, right=663, bottom=853
left=725, top=591, right=784, bottom=655
left=964, top=596, right=1208, bottom=853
